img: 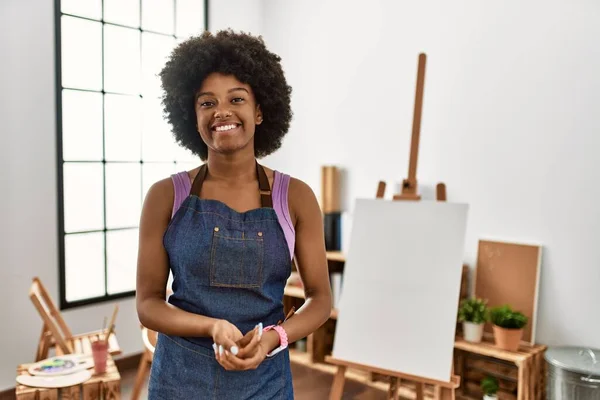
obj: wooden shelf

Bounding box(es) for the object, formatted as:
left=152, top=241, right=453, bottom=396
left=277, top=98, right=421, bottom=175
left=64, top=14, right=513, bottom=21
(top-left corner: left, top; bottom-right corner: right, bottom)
left=284, top=285, right=304, bottom=299
left=454, top=336, right=547, bottom=400
left=454, top=337, right=546, bottom=365
left=326, top=251, right=345, bottom=262
left=283, top=285, right=338, bottom=320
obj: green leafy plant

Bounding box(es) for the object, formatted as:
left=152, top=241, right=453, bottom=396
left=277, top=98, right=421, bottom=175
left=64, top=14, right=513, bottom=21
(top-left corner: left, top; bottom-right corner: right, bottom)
left=457, top=297, right=489, bottom=324
left=489, top=305, right=528, bottom=329
left=481, top=376, right=499, bottom=395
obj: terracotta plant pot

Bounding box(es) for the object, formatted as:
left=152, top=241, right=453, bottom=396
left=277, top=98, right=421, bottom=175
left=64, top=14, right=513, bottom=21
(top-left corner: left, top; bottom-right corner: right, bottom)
left=493, top=325, right=523, bottom=351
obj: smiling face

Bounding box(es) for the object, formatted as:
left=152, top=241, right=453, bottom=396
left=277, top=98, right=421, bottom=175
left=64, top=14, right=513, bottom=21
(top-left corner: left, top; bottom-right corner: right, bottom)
left=195, top=73, right=263, bottom=157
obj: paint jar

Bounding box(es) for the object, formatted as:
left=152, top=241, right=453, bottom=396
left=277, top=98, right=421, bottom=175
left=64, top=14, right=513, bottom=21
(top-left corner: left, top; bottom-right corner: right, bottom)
left=91, top=340, right=108, bottom=374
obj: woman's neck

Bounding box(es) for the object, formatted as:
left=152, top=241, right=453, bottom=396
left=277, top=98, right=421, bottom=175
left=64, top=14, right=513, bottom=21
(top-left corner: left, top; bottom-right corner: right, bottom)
left=206, top=149, right=257, bottom=184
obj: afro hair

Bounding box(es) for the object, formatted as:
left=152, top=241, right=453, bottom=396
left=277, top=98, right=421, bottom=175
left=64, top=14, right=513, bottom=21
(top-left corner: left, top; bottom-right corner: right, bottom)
left=159, top=29, right=293, bottom=160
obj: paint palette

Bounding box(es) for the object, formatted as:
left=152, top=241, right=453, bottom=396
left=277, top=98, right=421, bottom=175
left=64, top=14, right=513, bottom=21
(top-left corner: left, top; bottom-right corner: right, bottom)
left=17, top=369, right=92, bottom=388
left=28, top=355, right=93, bottom=377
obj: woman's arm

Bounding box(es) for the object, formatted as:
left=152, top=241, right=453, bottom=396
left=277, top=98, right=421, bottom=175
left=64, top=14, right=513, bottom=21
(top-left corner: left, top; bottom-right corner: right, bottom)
left=262, top=178, right=333, bottom=352
left=136, top=178, right=219, bottom=337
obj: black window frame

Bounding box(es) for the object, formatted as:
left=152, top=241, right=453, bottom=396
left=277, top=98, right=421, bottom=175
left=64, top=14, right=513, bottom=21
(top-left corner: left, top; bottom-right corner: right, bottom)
left=55, top=0, right=209, bottom=310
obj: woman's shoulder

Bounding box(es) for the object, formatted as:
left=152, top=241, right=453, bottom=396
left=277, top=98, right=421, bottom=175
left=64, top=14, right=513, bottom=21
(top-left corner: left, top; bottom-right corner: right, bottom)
left=143, top=167, right=197, bottom=217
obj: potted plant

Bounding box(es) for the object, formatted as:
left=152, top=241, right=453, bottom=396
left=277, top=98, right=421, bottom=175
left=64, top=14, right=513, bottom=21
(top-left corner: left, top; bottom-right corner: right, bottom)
left=457, top=297, right=488, bottom=343
left=481, top=376, right=498, bottom=400
left=489, top=304, right=528, bottom=351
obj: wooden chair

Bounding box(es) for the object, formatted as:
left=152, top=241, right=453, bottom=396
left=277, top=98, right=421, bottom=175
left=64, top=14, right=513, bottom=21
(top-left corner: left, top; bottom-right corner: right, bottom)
left=131, top=326, right=158, bottom=400
left=29, top=276, right=122, bottom=361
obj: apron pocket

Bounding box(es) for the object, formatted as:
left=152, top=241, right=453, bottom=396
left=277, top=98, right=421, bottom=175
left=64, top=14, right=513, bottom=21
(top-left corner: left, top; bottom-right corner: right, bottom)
left=210, top=226, right=263, bottom=288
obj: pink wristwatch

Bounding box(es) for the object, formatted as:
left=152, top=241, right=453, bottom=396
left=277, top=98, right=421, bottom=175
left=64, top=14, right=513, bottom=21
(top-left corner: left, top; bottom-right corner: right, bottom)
left=263, top=325, right=288, bottom=357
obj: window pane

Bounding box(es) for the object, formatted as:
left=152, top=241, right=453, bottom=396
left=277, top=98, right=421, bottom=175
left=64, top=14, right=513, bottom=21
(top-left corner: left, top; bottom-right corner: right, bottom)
left=107, top=229, right=138, bottom=294
left=105, top=163, right=142, bottom=229
left=142, top=0, right=174, bottom=35
left=104, top=25, right=141, bottom=95
left=62, top=90, right=103, bottom=161
left=61, top=0, right=101, bottom=20
left=104, top=0, right=140, bottom=28
left=61, top=16, right=102, bottom=91
left=65, top=232, right=105, bottom=302
left=174, top=144, right=198, bottom=163
left=63, top=163, right=104, bottom=233
left=142, top=32, right=175, bottom=97
left=142, top=162, right=177, bottom=200
left=142, top=97, right=176, bottom=161
left=176, top=0, right=205, bottom=38
left=105, top=94, right=142, bottom=161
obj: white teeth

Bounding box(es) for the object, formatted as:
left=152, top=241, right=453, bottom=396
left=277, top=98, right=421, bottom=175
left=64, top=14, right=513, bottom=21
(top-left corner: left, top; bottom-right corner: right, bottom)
left=215, top=124, right=237, bottom=132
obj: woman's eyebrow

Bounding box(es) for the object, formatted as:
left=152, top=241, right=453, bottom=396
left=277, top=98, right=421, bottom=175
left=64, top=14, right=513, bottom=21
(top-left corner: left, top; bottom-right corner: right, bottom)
left=196, top=87, right=249, bottom=98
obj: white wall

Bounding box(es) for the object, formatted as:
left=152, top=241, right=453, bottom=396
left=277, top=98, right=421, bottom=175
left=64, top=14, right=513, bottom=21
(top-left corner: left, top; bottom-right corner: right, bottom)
left=0, top=0, right=263, bottom=391
left=209, top=0, right=263, bottom=34
left=261, top=0, right=600, bottom=350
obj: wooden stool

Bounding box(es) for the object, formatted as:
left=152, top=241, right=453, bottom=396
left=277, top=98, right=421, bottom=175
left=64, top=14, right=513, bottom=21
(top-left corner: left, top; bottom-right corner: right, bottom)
left=16, top=355, right=121, bottom=399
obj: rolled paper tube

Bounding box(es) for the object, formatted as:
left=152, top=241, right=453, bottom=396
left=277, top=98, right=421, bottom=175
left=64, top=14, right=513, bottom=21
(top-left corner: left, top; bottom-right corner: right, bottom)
left=321, top=166, right=341, bottom=213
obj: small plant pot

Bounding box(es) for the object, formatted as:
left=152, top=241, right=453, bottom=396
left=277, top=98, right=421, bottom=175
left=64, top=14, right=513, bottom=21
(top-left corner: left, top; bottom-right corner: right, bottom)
left=493, top=325, right=523, bottom=351
left=483, top=395, right=498, bottom=400
left=462, top=321, right=484, bottom=343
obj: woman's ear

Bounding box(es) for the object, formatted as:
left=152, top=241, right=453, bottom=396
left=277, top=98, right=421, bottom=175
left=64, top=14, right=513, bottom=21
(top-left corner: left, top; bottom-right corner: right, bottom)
left=256, top=105, right=263, bottom=125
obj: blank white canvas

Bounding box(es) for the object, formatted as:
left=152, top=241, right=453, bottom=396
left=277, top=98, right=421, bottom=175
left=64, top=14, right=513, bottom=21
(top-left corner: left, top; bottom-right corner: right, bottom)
left=332, top=198, right=469, bottom=383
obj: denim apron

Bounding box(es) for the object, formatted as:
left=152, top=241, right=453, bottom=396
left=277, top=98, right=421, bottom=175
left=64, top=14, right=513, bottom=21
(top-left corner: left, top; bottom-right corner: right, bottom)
left=148, top=162, right=294, bottom=399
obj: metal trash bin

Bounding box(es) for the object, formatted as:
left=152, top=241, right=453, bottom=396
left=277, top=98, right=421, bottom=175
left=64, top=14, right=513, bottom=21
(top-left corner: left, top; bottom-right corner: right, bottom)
left=546, top=346, right=600, bottom=399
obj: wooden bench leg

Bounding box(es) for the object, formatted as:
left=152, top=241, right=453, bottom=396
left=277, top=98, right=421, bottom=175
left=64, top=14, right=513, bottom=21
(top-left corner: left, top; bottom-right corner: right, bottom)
left=329, top=366, right=347, bottom=400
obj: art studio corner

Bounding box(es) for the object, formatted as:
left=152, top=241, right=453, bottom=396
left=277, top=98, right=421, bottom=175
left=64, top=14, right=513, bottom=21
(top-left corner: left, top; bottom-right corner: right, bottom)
left=3, top=1, right=600, bottom=400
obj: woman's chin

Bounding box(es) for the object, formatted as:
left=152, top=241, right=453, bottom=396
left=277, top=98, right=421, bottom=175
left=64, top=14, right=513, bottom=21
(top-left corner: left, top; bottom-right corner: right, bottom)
left=211, top=140, right=252, bottom=156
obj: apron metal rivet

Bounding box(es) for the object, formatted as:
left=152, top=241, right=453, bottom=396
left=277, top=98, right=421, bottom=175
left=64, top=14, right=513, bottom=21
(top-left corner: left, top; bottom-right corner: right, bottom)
left=214, top=227, right=219, bottom=232
left=257, top=232, right=263, bottom=237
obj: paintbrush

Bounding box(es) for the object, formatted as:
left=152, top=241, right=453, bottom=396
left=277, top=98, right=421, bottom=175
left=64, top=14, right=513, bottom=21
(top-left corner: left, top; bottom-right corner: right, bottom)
left=104, top=324, right=115, bottom=346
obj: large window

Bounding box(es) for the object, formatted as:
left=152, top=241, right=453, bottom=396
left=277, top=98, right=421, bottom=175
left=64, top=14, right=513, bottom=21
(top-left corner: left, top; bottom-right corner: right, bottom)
left=55, top=0, right=208, bottom=309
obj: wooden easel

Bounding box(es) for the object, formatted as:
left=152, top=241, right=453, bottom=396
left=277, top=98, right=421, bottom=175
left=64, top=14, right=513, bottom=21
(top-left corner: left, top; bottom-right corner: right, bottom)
left=391, top=52, right=447, bottom=202
left=325, top=355, right=460, bottom=400
left=30, top=276, right=120, bottom=360
left=329, top=53, right=459, bottom=399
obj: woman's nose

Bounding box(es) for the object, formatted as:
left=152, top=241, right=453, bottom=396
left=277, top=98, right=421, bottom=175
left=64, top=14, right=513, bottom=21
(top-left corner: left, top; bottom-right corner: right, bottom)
left=214, top=105, right=232, bottom=119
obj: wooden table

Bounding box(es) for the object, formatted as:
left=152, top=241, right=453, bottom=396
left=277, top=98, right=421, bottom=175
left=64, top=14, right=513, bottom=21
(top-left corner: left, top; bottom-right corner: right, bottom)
left=16, top=355, right=121, bottom=400
left=454, top=337, right=547, bottom=400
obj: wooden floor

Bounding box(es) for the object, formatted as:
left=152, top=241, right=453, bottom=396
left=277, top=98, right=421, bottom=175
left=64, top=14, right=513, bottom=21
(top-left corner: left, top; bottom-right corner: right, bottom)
left=120, top=360, right=389, bottom=399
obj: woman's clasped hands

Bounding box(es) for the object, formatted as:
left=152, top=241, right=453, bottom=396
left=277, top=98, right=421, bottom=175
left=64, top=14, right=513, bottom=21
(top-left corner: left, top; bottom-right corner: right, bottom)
left=211, top=319, right=271, bottom=371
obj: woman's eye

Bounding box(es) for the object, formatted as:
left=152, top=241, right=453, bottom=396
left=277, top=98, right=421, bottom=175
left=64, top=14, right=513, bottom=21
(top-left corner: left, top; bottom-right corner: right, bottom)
left=200, top=101, right=214, bottom=107
left=231, top=97, right=244, bottom=103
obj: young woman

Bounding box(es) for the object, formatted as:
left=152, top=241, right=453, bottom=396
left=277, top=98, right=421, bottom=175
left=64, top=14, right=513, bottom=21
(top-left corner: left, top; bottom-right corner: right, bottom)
left=136, top=30, right=332, bottom=399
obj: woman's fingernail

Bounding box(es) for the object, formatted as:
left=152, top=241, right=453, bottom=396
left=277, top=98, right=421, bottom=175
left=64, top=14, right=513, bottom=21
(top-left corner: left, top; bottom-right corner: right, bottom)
left=219, top=345, right=223, bottom=356
left=231, top=346, right=239, bottom=355
left=258, top=323, right=263, bottom=339
left=212, top=343, right=217, bottom=355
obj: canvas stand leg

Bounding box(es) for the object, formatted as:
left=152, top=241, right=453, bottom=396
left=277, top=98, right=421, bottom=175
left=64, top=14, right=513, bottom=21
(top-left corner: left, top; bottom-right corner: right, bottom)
left=328, top=366, right=347, bottom=400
